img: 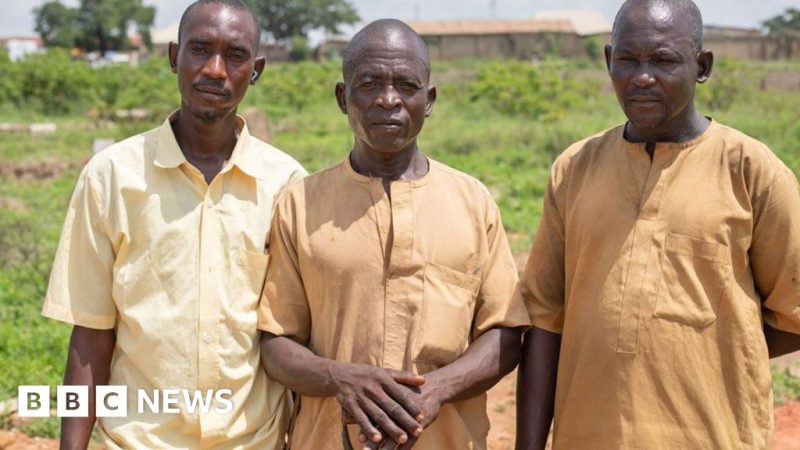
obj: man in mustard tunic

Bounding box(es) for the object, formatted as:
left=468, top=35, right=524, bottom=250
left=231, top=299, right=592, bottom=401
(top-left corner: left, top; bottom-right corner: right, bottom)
left=258, top=19, right=530, bottom=450
left=42, top=1, right=305, bottom=448
left=516, top=0, right=800, bottom=449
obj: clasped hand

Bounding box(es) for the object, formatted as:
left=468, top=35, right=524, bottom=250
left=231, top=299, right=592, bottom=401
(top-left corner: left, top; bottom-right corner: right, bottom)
left=331, top=363, right=441, bottom=449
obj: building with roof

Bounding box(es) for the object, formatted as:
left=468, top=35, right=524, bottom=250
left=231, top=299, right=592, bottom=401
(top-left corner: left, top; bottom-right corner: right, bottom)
left=405, top=11, right=611, bottom=61
left=1, top=36, right=44, bottom=61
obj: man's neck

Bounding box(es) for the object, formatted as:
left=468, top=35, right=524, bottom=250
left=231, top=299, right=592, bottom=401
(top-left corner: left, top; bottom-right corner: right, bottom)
left=172, top=108, right=239, bottom=161
left=171, top=108, right=240, bottom=184
left=350, top=145, right=429, bottom=183
left=625, top=109, right=710, bottom=144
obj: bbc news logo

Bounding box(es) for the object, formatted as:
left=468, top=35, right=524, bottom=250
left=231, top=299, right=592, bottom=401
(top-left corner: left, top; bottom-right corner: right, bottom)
left=18, top=386, right=233, bottom=417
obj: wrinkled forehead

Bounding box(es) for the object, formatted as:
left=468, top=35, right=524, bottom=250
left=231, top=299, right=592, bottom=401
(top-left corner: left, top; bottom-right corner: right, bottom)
left=344, top=29, right=430, bottom=80
left=613, top=5, right=693, bottom=48
left=180, top=4, right=257, bottom=46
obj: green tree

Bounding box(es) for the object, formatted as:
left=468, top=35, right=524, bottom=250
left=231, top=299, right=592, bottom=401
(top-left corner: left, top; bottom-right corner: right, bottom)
left=246, top=0, right=359, bottom=42
left=763, top=8, right=800, bottom=35
left=762, top=8, right=800, bottom=59
left=32, top=0, right=155, bottom=55
left=34, top=1, right=81, bottom=49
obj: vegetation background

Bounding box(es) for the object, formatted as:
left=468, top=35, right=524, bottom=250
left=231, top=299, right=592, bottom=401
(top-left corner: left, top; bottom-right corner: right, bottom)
left=1, top=50, right=799, bottom=439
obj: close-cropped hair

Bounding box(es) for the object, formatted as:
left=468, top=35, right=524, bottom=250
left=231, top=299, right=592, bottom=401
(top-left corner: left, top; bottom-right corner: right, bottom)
left=178, top=0, right=262, bottom=51
left=613, top=0, right=704, bottom=52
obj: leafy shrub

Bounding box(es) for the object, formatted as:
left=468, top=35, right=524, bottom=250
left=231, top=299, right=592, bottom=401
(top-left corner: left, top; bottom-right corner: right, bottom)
left=95, top=57, right=179, bottom=118
left=468, top=60, right=599, bottom=122
left=245, top=60, right=340, bottom=115
left=9, top=49, right=97, bottom=115
left=696, top=58, right=763, bottom=111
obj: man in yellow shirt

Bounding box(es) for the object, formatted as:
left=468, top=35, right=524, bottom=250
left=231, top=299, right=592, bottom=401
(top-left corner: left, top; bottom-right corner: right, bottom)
left=257, top=19, right=530, bottom=450
left=515, top=0, right=800, bottom=449
left=41, top=1, right=305, bottom=448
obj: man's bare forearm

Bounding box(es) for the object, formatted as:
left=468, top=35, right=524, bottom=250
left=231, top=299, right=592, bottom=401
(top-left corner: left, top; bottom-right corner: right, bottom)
left=260, top=332, right=425, bottom=444
left=60, top=325, right=115, bottom=450
left=516, top=326, right=561, bottom=450
left=260, top=332, right=350, bottom=396
left=424, top=327, right=522, bottom=404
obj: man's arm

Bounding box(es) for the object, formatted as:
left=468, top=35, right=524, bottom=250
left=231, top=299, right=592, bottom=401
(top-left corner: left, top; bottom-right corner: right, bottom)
left=515, top=326, right=561, bottom=450
left=60, top=325, right=115, bottom=450
left=374, top=326, right=522, bottom=450
left=260, top=333, right=425, bottom=445
left=764, top=323, right=800, bottom=358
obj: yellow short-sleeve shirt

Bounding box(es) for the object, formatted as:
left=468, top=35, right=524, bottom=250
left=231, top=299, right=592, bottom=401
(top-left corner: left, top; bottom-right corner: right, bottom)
left=42, top=113, right=306, bottom=449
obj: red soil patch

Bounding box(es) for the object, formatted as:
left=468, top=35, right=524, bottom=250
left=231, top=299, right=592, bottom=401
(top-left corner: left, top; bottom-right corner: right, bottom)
left=774, top=400, right=800, bottom=450
left=0, top=158, right=79, bottom=181
left=0, top=431, right=57, bottom=450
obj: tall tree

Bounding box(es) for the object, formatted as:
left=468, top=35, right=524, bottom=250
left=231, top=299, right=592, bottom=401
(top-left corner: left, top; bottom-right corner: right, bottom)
left=762, top=8, right=800, bottom=35
left=34, top=1, right=81, bottom=49
left=762, top=8, right=800, bottom=59
left=33, top=0, right=155, bottom=56
left=247, top=0, right=359, bottom=42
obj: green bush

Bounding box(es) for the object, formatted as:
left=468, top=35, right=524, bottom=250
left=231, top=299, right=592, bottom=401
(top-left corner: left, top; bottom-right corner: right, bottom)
left=244, top=61, right=340, bottom=116
left=468, top=60, right=599, bottom=122
left=696, top=57, right=763, bottom=111
left=10, top=49, right=97, bottom=115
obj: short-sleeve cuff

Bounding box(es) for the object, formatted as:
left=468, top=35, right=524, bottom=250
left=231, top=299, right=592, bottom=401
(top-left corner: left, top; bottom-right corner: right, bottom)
left=41, top=302, right=116, bottom=330
left=764, top=312, right=800, bottom=336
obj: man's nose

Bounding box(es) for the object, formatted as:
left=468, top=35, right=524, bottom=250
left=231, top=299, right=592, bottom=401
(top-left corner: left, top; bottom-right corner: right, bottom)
left=201, top=53, right=227, bottom=79
left=632, top=64, right=656, bottom=87
left=376, top=85, right=401, bottom=108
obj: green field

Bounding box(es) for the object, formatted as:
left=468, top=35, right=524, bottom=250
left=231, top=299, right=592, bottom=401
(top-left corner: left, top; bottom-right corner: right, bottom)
left=1, top=54, right=799, bottom=436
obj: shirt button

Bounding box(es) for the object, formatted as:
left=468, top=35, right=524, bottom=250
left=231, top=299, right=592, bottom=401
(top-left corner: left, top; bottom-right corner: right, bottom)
left=202, top=333, right=213, bottom=344
left=205, top=200, right=213, bottom=208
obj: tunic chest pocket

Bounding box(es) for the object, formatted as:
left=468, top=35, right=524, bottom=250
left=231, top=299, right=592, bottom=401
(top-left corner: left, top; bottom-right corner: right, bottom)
left=414, top=262, right=481, bottom=370
left=653, top=233, right=731, bottom=328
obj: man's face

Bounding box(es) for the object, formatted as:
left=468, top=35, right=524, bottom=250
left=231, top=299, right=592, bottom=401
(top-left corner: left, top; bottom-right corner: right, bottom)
left=605, top=5, right=707, bottom=135
left=169, top=4, right=263, bottom=122
left=336, top=34, right=436, bottom=155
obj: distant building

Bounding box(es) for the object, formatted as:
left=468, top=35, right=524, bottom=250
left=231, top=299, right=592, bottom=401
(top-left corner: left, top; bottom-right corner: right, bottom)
left=704, top=25, right=800, bottom=60
left=1, top=36, right=44, bottom=61
left=403, top=12, right=611, bottom=61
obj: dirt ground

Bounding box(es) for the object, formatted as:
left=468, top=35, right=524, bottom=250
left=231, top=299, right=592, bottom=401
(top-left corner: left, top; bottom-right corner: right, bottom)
left=0, top=158, right=79, bottom=181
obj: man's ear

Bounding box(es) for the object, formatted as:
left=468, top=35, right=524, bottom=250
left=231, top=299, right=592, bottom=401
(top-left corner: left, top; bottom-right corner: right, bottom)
left=604, top=44, right=613, bottom=72
left=696, top=49, right=713, bottom=84
left=335, top=82, right=347, bottom=114
left=425, top=84, right=437, bottom=117
left=168, top=42, right=178, bottom=73
left=251, top=56, right=266, bottom=84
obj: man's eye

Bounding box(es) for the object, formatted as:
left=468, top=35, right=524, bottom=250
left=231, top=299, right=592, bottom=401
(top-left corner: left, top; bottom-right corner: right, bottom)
left=398, top=82, right=419, bottom=92
left=229, top=51, right=246, bottom=61
left=191, top=46, right=207, bottom=55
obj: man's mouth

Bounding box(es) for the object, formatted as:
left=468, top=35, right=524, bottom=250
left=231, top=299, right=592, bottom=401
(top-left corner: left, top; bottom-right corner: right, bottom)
left=628, top=95, right=660, bottom=103
left=372, top=119, right=404, bottom=129
left=193, top=81, right=230, bottom=99
left=196, top=87, right=228, bottom=97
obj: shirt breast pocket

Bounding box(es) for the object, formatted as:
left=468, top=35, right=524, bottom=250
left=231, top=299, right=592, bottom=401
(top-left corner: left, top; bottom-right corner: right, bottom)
left=653, top=233, right=731, bottom=328
left=414, top=262, right=481, bottom=371
left=235, top=250, right=269, bottom=306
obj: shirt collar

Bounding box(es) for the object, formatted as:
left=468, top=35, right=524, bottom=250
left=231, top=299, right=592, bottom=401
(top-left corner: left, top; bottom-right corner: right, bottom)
left=153, top=111, right=264, bottom=180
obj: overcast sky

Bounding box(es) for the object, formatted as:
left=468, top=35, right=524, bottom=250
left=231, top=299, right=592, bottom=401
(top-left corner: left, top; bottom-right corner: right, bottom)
left=3, top=0, right=798, bottom=37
